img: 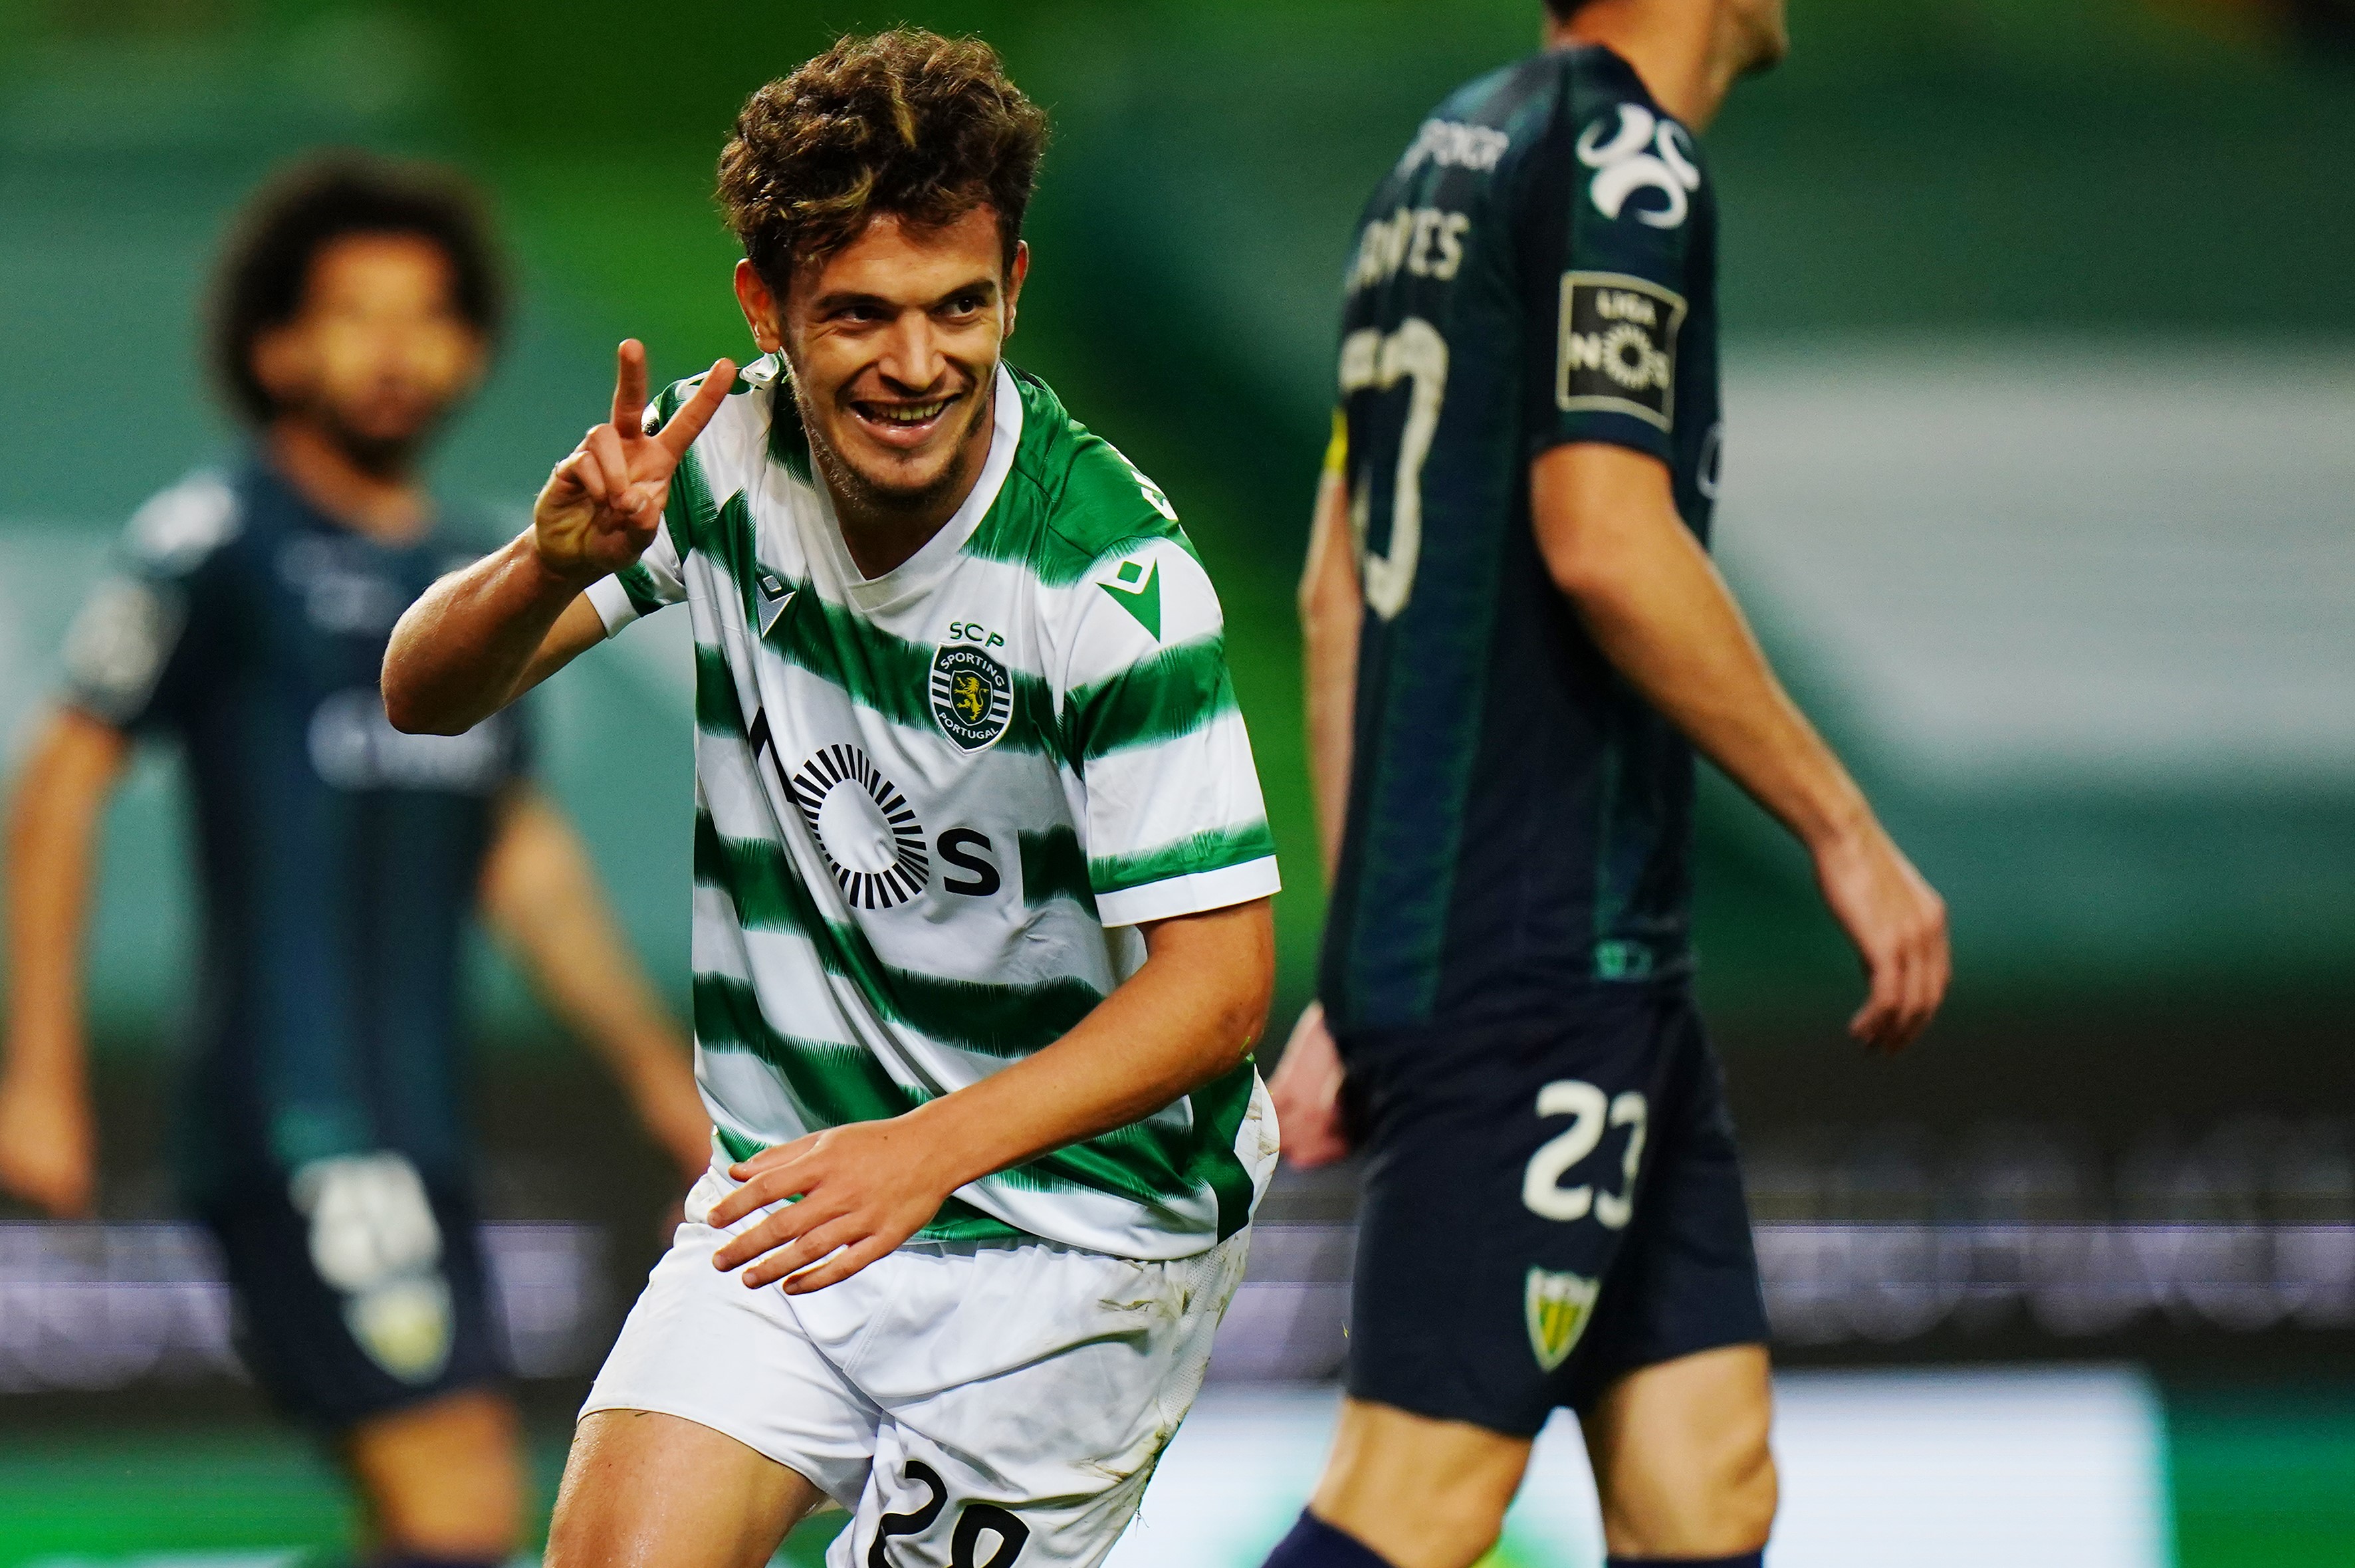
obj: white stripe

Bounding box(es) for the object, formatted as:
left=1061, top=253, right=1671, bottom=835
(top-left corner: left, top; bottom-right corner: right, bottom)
left=1058, top=538, right=1226, bottom=695
left=1082, top=709, right=1271, bottom=862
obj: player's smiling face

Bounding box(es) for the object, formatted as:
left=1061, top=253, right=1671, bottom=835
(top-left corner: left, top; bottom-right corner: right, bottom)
left=756, top=207, right=1027, bottom=527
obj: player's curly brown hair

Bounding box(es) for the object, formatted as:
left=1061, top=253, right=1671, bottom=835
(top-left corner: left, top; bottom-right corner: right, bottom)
left=717, top=29, right=1048, bottom=295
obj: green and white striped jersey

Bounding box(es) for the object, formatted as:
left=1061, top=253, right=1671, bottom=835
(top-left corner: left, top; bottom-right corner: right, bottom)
left=584, top=357, right=1282, bottom=1261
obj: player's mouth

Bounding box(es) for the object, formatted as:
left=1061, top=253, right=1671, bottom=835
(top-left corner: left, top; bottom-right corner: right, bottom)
left=847, top=389, right=964, bottom=449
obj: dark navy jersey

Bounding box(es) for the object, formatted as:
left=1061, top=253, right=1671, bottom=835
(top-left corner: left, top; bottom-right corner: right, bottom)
left=60, top=461, right=528, bottom=1200
left=1321, top=45, right=1722, bottom=1034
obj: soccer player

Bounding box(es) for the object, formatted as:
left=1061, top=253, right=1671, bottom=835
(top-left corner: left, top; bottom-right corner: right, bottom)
left=1262, top=3, right=1952, bottom=1567
left=0, top=158, right=709, bottom=1568
left=381, top=29, right=1282, bottom=1568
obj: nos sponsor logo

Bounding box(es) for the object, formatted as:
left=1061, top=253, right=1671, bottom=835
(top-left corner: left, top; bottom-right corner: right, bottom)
left=1555, top=273, right=1688, bottom=431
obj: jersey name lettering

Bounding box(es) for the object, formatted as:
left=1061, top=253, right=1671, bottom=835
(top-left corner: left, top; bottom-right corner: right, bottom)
left=1349, top=206, right=1471, bottom=294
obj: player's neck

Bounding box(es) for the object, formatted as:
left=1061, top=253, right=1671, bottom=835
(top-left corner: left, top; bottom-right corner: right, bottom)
left=1550, top=5, right=1736, bottom=130
left=267, top=419, right=431, bottom=544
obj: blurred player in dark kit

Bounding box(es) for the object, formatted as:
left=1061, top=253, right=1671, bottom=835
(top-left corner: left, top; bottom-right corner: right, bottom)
left=1265, top=3, right=1951, bottom=1567
left=0, top=156, right=709, bottom=1568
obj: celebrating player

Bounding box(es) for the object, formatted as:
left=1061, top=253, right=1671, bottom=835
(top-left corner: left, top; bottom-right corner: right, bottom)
left=1263, top=3, right=1951, bottom=1567
left=383, top=29, right=1282, bottom=1568
left=0, top=158, right=709, bottom=1567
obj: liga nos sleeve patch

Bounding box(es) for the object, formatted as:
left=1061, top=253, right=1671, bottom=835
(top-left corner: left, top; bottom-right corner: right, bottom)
left=1555, top=271, right=1688, bottom=431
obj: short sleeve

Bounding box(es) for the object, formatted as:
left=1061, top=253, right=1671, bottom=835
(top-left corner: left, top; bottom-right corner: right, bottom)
left=585, top=520, right=685, bottom=634
left=60, top=473, right=241, bottom=734
left=1058, top=536, right=1281, bottom=928
left=1526, top=98, right=1702, bottom=462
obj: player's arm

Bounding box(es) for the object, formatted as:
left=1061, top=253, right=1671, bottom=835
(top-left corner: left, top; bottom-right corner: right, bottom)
left=1266, top=437, right=1361, bottom=1169
left=478, top=787, right=711, bottom=1182
left=382, top=340, right=734, bottom=735
left=711, top=896, right=1274, bottom=1291
left=1533, top=442, right=1948, bottom=1050
left=1300, top=425, right=1363, bottom=883
left=0, top=708, right=132, bottom=1216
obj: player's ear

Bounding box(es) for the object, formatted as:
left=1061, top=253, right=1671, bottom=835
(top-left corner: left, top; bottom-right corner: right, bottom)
left=733, top=259, right=783, bottom=356
left=1002, top=240, right=1030, bottom=343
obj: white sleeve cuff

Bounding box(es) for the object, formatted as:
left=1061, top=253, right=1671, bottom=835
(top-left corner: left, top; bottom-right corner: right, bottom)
left=585, top=575, right=640, bottom=636
left=1093, top=856, right=1282, bottom=929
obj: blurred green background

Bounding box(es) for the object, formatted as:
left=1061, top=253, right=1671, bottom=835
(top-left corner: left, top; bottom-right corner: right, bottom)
left=2, top=1, right=2354, bottom=1563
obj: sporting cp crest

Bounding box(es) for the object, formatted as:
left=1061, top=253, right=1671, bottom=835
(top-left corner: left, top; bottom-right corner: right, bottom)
left=930, top=643, right=1014, bottom=752
left=1525, top=1267, right=1601, bottom=1373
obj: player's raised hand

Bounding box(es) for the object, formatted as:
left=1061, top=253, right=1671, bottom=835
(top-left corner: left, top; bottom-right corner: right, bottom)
left=532, top=340, right=736, bottom=585
left=1268, top=1002, right=1353, bottom=1168
left=705, top=1118, right=960, bottom=1293
left=1813, top=818, right=1950, bottom=1055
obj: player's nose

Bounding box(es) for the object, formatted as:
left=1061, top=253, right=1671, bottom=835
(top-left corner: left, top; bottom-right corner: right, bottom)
left=876, top=314, right=949, bottom=395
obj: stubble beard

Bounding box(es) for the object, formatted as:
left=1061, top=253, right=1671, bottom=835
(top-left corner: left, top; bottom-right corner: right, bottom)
left=797, top=370, right=994, bottom=525
left=296, top=389, right=449, bottom=481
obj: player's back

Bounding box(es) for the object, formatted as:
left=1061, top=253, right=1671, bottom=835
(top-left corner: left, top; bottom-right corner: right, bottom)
left=64, top=464, right=528, bottom=1199
left=1322, top=44, right=1721, bottom=1036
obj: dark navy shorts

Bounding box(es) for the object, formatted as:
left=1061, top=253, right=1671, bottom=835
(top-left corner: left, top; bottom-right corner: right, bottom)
left=1338, top=985, right=1767, bottom=1437
left=199, top=1168, right=508, bottom=1430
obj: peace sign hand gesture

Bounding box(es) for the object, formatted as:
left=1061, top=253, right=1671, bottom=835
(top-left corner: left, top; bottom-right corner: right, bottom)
left=533, top=340, right=737, bottom=586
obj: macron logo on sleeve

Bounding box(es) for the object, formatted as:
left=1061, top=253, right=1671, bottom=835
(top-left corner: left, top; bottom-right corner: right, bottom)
left=1100, top=557, right=1161, bottom=641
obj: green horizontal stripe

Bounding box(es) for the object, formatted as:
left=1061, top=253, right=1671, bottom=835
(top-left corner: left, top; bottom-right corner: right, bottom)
left=1018, top=827, right=1097, bottom=912
left=695, top=813, right=1109, bottom=1058
left=1067, top=636, right=1235, bottom=762
left=700, top=974, right=1206, bottom=1214
left=697, top=973, right=916, bottom=1126
left=655, top=392, right=721, bottom=564
left=1090, top=820, right=1277, bottom=897
left=695, top=639, right=746, bottom=734
left=963, top=372, right=1200, bottom=585
left=616, top=562, right=669, bottom=617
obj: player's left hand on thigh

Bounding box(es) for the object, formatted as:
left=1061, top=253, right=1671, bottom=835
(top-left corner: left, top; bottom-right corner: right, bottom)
left=706, top=1120, right=954, bottom=1292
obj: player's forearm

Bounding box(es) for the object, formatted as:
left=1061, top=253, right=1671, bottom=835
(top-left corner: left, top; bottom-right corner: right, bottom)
left=384, top=532, right=594, bottom=735
left=1537, top=473, right=1870, bottom=853
left=3, top=711, right=126, bottom=1080
left=483, top=797, right=684, bottom=1076
left=903, top=899, right=1275, bottom=1190
left=1299, top=470, right=1362, bottom=885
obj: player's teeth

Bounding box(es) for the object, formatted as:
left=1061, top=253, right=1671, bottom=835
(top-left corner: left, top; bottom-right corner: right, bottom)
left=878, top=400, right=947, bottom=424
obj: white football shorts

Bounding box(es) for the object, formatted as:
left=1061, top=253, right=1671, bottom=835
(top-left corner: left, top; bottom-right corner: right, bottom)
left=582, top=1157, right=1250, bottom=1567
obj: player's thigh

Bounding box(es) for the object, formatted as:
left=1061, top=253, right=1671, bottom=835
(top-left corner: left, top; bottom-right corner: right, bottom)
left=343, top=1387, right=523, bottom=1556
left=547, top=1408, right=826, bottom=1568
left=566, top=1176, right=889, bottom=1561
left=1307, top=1399, right=1532, bottom=1568
left=1582, top=1343, right=1775, bottom=1558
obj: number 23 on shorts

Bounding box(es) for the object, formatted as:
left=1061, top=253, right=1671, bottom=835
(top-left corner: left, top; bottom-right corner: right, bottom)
left=1521, top=1079, right=1648, bottom=1228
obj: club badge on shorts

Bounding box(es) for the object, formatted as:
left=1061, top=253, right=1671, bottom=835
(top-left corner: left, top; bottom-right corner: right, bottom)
left=1525, top=1266, right=1601, bottom=1372
left=931, top=643, right=1014, bottom=752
